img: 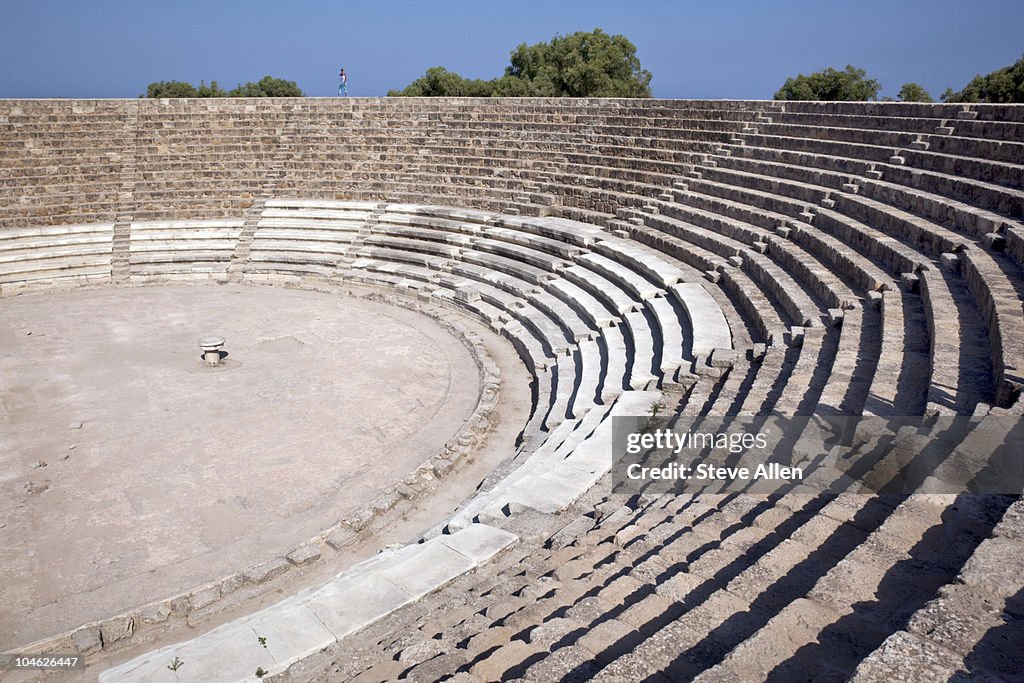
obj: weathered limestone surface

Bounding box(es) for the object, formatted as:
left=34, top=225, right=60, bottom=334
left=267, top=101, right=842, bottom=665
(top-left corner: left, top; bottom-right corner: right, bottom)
left=4, top=98, right=1024, bottom=681
left=99, top=525, right=516, bottom=683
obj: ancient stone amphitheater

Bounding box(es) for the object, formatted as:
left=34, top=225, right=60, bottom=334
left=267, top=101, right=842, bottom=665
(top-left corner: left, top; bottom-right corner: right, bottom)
left=2, top=98, right=1023, bottom=682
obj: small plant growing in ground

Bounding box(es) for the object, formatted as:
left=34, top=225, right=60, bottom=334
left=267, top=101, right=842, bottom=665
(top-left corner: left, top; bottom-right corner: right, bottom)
left=641, top=402, right=664, bottom=432
left=257, top=635, right=267, bottom=648
left=255, top=667, right=268, bottom=678
left=167, top=656, right=184, bottom=672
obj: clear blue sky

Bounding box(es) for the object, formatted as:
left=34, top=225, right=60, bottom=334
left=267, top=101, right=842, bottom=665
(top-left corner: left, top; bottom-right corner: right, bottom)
left=0, top=0, right=1021, bottom=99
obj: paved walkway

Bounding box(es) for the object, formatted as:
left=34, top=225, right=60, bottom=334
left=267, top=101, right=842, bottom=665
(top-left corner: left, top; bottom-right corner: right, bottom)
left=100, top=524, right=517, bottom=682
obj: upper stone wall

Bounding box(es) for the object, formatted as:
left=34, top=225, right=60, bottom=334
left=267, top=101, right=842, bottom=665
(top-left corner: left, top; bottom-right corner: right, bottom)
left=0, top=98, right=1021, bottom=228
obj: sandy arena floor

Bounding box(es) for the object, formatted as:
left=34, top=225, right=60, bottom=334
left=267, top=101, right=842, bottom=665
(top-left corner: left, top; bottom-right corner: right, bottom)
left=0, top=284, right=483, bottom=649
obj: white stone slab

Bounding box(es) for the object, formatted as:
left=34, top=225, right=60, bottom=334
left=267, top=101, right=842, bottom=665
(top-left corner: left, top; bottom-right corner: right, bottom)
left=99, top=620, right=275, bottom=683
left=624, top=310, right=659, bottom=388
left=577, top=252, right=661, bottom=301
left=546, top=277, right=619, bottom=328
left=305, top=571, right=413, bottom=639
left=473, top=239, right=569, bottom=274
left=462, top=249, right=555, bottom=285
left=553, top=401, right=616, bottom=459
left=437, top=523, right=518, bottom=564
left=490, top=215, right=604, bottom=247
left=377, top=541, right=475, bottom=599
left=671, top=282, right=733, bottom=355
left=544, top=357, right=576, bottom=429
left=502, top=475, right=585, bottom=513
left=530, top=290, right=594, bottom=341
left=520, top=308, right=572, bottom=357
left=256, top=217, right=365, bottom=230
left=593, top=238, right=685, bottom=288
left=563, top=264, right=640, bottom=315
left=501, top=320, right=552, bottom=371
left=483, top=226, right=581, bottom=259
left=646, top=296, right=687, bottom=376
left=600, top=325, right=629, bottom=400
left=570, top=340, right=603, bottom=419
left=247, top=601, right=336, bottom=671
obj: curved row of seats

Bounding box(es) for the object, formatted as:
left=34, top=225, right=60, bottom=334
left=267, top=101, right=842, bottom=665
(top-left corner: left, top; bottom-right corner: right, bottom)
left=90, top=195, right=1023, bottom=681
left=3, top=99, right=1023, bottom=681
left=242, top=200, right=736, bottom=443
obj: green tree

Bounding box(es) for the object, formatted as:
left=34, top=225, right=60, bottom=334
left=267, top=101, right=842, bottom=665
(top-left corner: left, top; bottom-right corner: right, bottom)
left=389, top=29, right=652, bottom=98
left=197, top=80, right=228, bottom=98
left=142, top=76, right=302, bottom=98
left=942, top=55, right=1024, bottom=103
left=897, top=82, right=933, bottom=102
left=774, top=65, right=881, bottom=101
left=145, top=80, right=199, bottom=98
left=504, top=29, right=652, bottom=97
left=386, top=67, right=493, bottom=97
left=228, top=76, right=303, bottom=97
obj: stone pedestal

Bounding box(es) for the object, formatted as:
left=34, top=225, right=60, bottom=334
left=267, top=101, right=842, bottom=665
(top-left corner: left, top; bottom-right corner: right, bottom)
left=198, top=335, right=226, bottom=367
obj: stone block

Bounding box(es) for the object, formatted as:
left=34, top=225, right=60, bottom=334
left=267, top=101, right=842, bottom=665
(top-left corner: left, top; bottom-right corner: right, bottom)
left=958, top=537, right=1024, bottom=598
left=188, top=585, right=221, bottom=610
left=286, top=543, right=322, bottom=566
left=982, top=232, right=1006, bottom=251
left=244, top=557, right=291, bottom=585
left=346, top=507, right=375, bottom=531
left=72, top=627, right=103, bottom=655
left=137, top=602, right=171, bottom=625
left=325, top=525, right=358, bottom=551
left=438, top=524, right=517, bottom=564
left=709, top=347, right=738, bottom=368
left=99, top=617, right=135, bottom=646
left=470, top=641, right=540, bottom=681
left=220, top=573, right=245, bottom=597
left=939, top=252, right=960, bottom=272
left=787, top=326, right=805, bottom=347
left=848, top=631, right=961, bottom=682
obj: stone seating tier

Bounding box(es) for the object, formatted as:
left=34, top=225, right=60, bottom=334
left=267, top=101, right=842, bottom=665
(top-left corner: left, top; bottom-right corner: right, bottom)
left=3, top=99, right=1023, bottom=681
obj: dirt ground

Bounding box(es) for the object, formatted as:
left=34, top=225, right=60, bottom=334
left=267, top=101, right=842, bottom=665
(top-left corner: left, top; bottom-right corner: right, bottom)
left=0, top=283, right=488, bottom=649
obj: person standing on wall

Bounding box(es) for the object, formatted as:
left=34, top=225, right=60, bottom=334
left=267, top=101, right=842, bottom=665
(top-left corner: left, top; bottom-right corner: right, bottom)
left=338, top=68, right=348, bottom=96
